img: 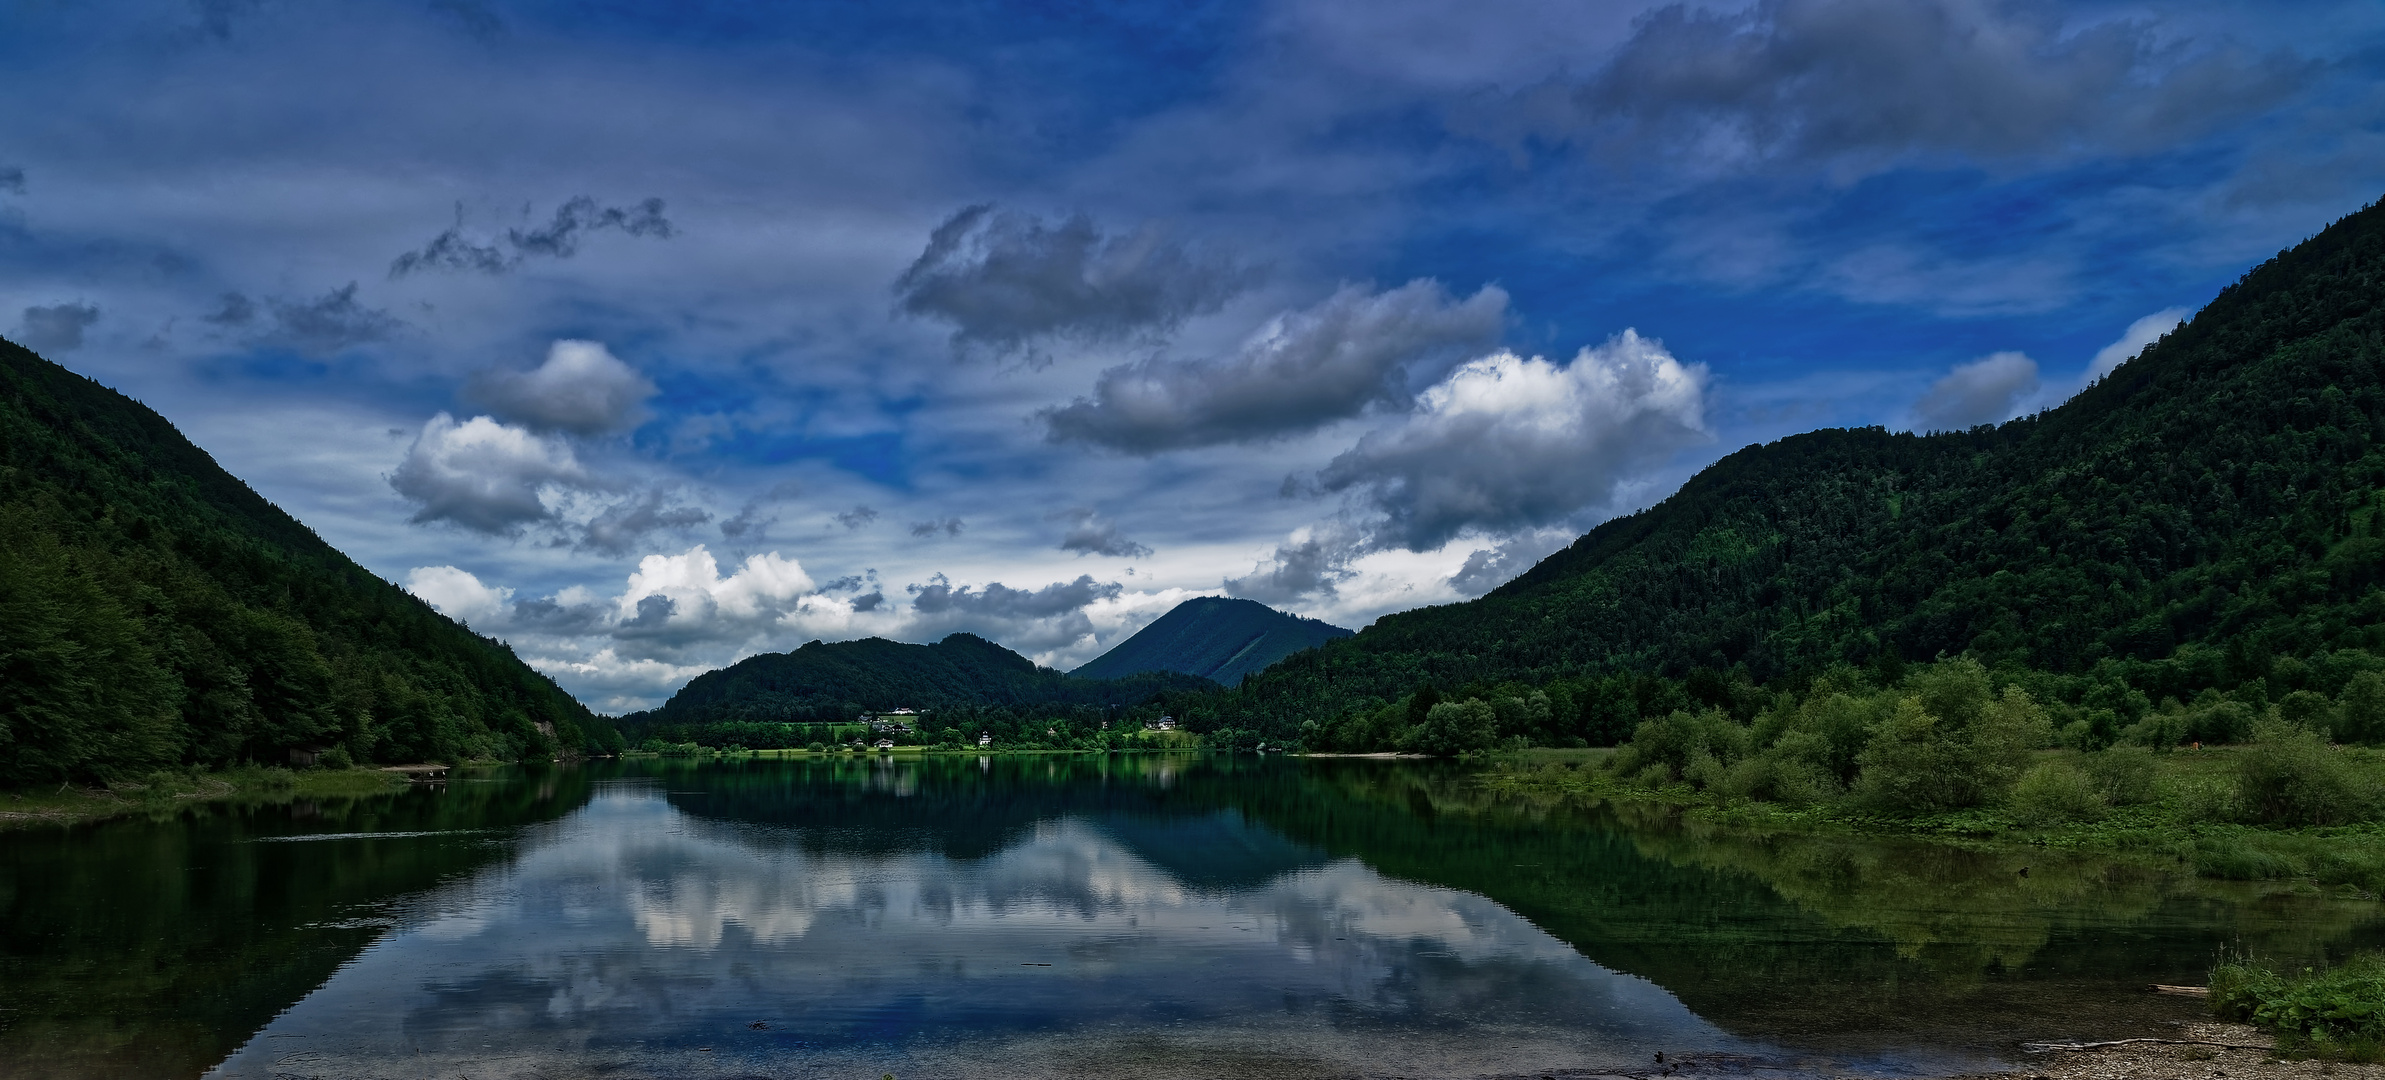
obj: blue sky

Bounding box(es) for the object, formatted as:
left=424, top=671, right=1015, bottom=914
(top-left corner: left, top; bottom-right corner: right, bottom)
left=4, top=0, right=2381, bottom=711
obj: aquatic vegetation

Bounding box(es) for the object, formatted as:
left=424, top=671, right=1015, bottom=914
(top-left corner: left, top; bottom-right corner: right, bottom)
left=2213, top=951, right=2385, bottom=1059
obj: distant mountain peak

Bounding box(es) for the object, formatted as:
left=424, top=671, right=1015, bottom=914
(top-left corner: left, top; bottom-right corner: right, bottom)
left=1072, top=596, right=1351, bottom=686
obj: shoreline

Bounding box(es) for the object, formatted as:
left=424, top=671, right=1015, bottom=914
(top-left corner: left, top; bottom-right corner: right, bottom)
left=1942, top=1022, right=2377, bottom=1080
left=0, top=766, right=411, bottom=830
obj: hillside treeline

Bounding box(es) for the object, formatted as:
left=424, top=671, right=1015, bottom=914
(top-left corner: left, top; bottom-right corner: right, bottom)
left=1165, top=196, right=2385, bottom=757
left=0, top=341, right=608, bottom=785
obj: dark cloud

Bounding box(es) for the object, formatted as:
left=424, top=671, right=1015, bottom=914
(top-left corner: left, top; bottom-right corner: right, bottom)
left=0, top=167, right=23, bottom=195
left=614, top=593, right=680, bottom=640
left=719, top=503, right=772, bottom=540
left=1447, top=530, right=1571, bottom=597
left=260, top=283, right=404, bottom=355
left=17, top=302, right=99, bottom=353
left=578, top=489, right=712, bottom=556
left=1043, top=281, right=1507, bottom=453
left=851, top=590, right=886, bottom=613
left=390, top=197, right=673, bottom=277
left=427, top=0, right=505, bottom=38
left=1053, top=508, right=1152, bottom=559
left=509, top=596, right=606, bottom=634
left=1463, top=0, right=2310, bottom=171
left=388, top=413, right=589, bottom=534
left=907, top=573, right=1123, bottom=620
left=466, top=340, right=658, bottom=436
left=720, top=480, right=803, bottom=542
left=1311, top=331, right=1708, bottom=552
left=187, top=0, right=256, bottom=40
left=834, top=505, right=879, bottom=530
left=909, top=517, right=965, bottom=538
left=202, top=292, right=256, bottom=326
left=894, top=205, right=1257, bottom=359
left=1912, top=351, right=2039, bottom=431
left=1224, top=530, right=1358, bottom=606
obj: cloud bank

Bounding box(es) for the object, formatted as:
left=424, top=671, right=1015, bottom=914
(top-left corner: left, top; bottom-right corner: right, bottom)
left=894, top=205, right=1257, bottom=357
left=1314, top=330, right=1710, bottom=552
left=1043, top=281, right=1509, bottom=453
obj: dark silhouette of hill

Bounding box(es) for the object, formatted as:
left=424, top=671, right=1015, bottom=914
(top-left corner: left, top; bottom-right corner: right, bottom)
left=0, top=339, right=603, bottom=783
left=1071, top=596, right=1351, bottom=686
left=625, top=632, right=1218, bottom=728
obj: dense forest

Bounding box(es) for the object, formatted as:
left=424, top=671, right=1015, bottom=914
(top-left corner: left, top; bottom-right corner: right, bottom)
left=617, top=632, right=1213, bottom=748
left=1070, top=596, right=1351, bottom=685
left=1155, top=196, right=2385, bottom=757
left=0, top=340, right=609, bottom=785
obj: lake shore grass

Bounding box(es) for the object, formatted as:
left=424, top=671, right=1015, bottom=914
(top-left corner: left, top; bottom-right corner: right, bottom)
left=1478, top=745, right=2385, bottom=895
left=0, top=766, right=411, bottom=830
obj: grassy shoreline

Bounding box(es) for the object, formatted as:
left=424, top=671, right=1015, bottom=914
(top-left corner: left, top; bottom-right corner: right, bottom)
left=0, top=766, right=412, bottom=830
left=1477, top=745, right=2385, bottom=896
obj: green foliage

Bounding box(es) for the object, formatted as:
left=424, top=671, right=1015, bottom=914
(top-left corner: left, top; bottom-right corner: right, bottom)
left=1165, top=199, right=2385, bottom=750
left=1405, top=699, right=1498, bottom=757
left=1852, top=669, right=2049, bottom=814
left=2008, top=759, right=2107, bottom=826
left=2236, top=721, right=2381, bottom=826
left=2214, top=951, right=2385, bottom=1058
left=0, top=338, right=604, bottom=783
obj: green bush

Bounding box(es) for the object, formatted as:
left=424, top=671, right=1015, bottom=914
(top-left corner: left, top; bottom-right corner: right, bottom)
left=1853, top=669, right=2049, bottom=813
left=2212, top=951, right=2385, bottom=1057
left=2009, top=759, right=2107, bottom=825
left=2238, top=722, right=2379, bottom=826
left=2081, top=745, right=2157, bottom=805
left=317, top=745, right=355, bottom=770
left=1402, top=698, right=1499, bottom=757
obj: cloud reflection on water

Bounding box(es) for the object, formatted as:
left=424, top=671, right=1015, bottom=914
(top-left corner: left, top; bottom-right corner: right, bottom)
left=208, top=783, right=1763, bottom=1078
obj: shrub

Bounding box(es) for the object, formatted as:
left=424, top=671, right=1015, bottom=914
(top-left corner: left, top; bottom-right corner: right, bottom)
left=2212, top=951, right=2385, bottom=1057
left=1404, top=700, right=1499, bottom=757
left=2009, top=759, right=2107, bottom=825
left=2238, top=721, right=2379, bottom=826
left=1854, top=679, right=2048, bottom=814
left=318, top=745, right=355, bottom=770
left=2340, top=672, right=2385, bottom=746
left=2082, top=745, right=2158, bottom=805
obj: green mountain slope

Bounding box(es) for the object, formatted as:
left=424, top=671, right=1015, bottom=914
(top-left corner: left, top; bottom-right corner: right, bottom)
left=1071, top=596, right=1352, bottom=686
left=0, top=340, right=603, bottom=783
left=1180, top=196, right=2385, bottom=743
left=628, top=632, right=1218, bottom=729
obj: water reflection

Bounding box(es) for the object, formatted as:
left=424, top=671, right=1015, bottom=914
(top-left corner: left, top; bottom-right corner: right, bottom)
left=210, top=778, right=1782, bottom=1079
left=7, top=754, right=2382, bottom=1080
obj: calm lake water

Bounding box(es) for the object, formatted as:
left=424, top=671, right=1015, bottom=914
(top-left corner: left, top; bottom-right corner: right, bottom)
left=3, top=754, right=2380, bottom=1079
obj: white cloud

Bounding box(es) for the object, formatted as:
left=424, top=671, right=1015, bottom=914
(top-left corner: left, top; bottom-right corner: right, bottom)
left=405, top=565, right=514, bottom=627
left=2085, top=307, right=2191, bottom=383
left=387, top=412, right=590, bottom=533
left=1313, top=329, right=1710, bottom=551
left=1912, top=351, right=2039, bottom=431
left=466, top=339, right=658, bottom=436
left=616, top=544, right=817, bottom=632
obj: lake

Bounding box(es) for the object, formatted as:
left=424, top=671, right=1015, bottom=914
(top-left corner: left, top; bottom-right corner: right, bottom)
left=3, top=753, right=2378, bottom=1079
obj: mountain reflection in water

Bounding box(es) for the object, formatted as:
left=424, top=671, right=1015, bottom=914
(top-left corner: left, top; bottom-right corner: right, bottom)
left=7, top=753, right=2382, bottom=1080
left=207, top=778, right=1774, bottom=1079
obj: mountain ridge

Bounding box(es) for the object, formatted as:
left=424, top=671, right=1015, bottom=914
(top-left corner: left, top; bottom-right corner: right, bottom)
left=0, top=340, right=606, bottom=783
left=1165, top=195, right=2385, bottom=745
left=1071, top=596, right=1352, bottom=686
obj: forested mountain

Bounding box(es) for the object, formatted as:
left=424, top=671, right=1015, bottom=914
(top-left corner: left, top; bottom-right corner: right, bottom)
left=624, top=632, right=1217, bottom=731
left=0, top=340, right=604, bottom=784
left=1171, top=196, right=2385, bottom=745
left=1070, top=596, right=1351, bottom=686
